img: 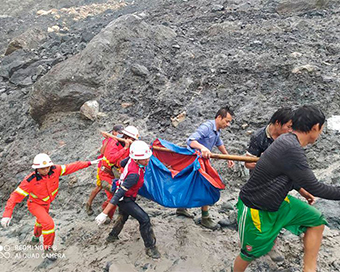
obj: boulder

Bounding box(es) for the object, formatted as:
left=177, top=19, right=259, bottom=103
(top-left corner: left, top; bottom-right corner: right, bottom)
left=80, top=100, right=99, bottom=121
left=9, top=58, right=61, bottom=86
left=5, top=28, right=47, bottom=56
left=0, top=50, right=39, bottom=79
left=29, top=14, right=176, bottom=124
left=130, top=64, right=149, bottom=77
left=276, top=0, right=330, bottom=14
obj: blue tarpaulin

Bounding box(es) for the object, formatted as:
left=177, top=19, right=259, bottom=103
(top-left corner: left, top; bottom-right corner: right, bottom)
left=138, top=139, right=225, bottom=208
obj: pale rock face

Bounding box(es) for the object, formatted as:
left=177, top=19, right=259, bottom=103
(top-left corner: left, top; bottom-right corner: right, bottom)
left=80, top=100, right=99, bottom=121
left=327, top=115, right=340, bottom=132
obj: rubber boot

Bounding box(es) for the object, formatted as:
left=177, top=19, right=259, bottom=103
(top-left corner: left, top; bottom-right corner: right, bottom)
left=201, top=216, right=219, bottom=230
left=145, top=246, right=161, bottom=259
left=44, top=248, right=58, bottom=261
left=176, top=208, right=194, bottom=218
left=85, top=203, right=94, bottom=216
left=106, top=234, right=119, bottom=243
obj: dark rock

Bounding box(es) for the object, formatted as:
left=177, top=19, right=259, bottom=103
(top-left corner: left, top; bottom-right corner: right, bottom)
left=5, top=28, right=47, bottom=55
left=9, top=58, right=61, bottom=86
left=29, top=14, right=176, bottom=124
left=218, top=211, right=237, bottom=230
left=5, top=137, right=15, bottom=143
left=276, top=0, right=330, bottom=14
left=211, top=5, right=224, bottom=12
left=0, top=49, right=39, bottom=79
left=81, top=30, right=95, bottom=43
left=219, top=201, right=235, bottom=213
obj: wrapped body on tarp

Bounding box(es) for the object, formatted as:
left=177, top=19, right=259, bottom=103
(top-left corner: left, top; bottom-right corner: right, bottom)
left=139, top=139, right=225, bottom=208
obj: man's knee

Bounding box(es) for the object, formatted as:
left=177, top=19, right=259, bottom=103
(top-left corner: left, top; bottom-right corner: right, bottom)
left=138, top=213, right=150, bottom=227
left=39, top=215, right=54, bottom=229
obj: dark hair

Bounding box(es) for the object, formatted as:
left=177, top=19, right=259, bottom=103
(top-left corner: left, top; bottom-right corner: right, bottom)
left=292, top=105, right=325, bottom=132
left=215, top=106, right=234, bottom=119
left=269, top=108, right=293, bottom=125
left=112, top=124, right=124, bottom=133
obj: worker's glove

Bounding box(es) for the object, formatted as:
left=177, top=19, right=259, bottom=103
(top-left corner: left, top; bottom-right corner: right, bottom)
left=90, top=159, right=101, bottom=165
left=95, top=212, right=108, bottom=226
left=1, top=217, right=11, bottom=228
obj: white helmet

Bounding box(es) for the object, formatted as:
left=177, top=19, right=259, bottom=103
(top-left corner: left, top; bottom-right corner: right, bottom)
left=32, top=153, right=53, bottom=169
left=129, top=141, right=152, bottom=160
left=121, top=125, right=139, bottom=140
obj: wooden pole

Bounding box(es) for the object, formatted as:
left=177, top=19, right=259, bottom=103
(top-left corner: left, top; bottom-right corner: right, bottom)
left=100, top=130, right=127, bottom=143
left=100, top=131, right=259, bottom=163
left=152, top=146, right=259, bottom=163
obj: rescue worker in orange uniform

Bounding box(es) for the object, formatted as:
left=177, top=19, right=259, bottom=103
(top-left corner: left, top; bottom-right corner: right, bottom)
left=99, top=125, right=139, bottom=221
left=95, top=141, right=161, bottom=259
left=1, top=153, right=97, bottom=260
left=86, top=124, right=125, bottom=216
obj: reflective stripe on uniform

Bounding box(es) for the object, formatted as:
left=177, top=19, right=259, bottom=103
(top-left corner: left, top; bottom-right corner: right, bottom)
left=60, top=165, right=66, bottom=176
left=250, top=208, right=261, bottom=232
left=42, top=196, right=50, bottom=201
left=96, top=167, right=101, bottom=187
left=30, top=191, right=59, bottom=202
left=103, top=156, right=114, bottom=167
left=15, top=187, right=29, bottom=197
left=30, top=193, right=38, bottom=198
left=42, top=228, right=55, bottom=235
left=30, top=191, right=56, bottom=201
left=35, top=221, right=42, bottom=227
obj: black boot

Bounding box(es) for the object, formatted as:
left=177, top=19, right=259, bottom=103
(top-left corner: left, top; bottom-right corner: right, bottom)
left=145, top=246, right=161, bottom=259
left=106, top=234, right=119, bottom=243
left=44, top=248, right=58, bottom=261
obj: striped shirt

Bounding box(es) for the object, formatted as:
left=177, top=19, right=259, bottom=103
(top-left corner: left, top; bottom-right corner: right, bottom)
left=240, top=133, right=340, bottom=211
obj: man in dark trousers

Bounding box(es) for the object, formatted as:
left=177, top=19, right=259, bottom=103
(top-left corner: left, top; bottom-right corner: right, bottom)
left=233, top=105, right=340, bottom=272
left=95, top=141, right=160, bottom=259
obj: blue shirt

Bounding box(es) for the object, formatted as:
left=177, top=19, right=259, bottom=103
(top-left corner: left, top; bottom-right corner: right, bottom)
left=186, top=120, right=224, bottom=151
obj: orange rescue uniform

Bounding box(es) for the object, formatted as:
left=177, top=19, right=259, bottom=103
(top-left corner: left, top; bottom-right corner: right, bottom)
left=3, top=161, right=91, bottom=249
left=99, top=139, right=129, bottom=219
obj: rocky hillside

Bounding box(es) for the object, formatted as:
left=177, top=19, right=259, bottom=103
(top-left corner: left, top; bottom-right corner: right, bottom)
left=1, top=0, right=340, bottom=271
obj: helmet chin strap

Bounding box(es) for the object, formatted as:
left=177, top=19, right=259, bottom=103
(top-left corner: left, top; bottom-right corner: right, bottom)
left=133, top=159, right=146, bottom=168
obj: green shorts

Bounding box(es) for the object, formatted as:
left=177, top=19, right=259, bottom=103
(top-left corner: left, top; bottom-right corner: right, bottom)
left=237, top=195, right=327, bottom=262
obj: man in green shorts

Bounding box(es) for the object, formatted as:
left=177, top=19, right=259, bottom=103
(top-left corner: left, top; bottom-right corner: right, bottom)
left=233, top=105, right=340, bottom=272
left=244, top=107, right=315, bottom=262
